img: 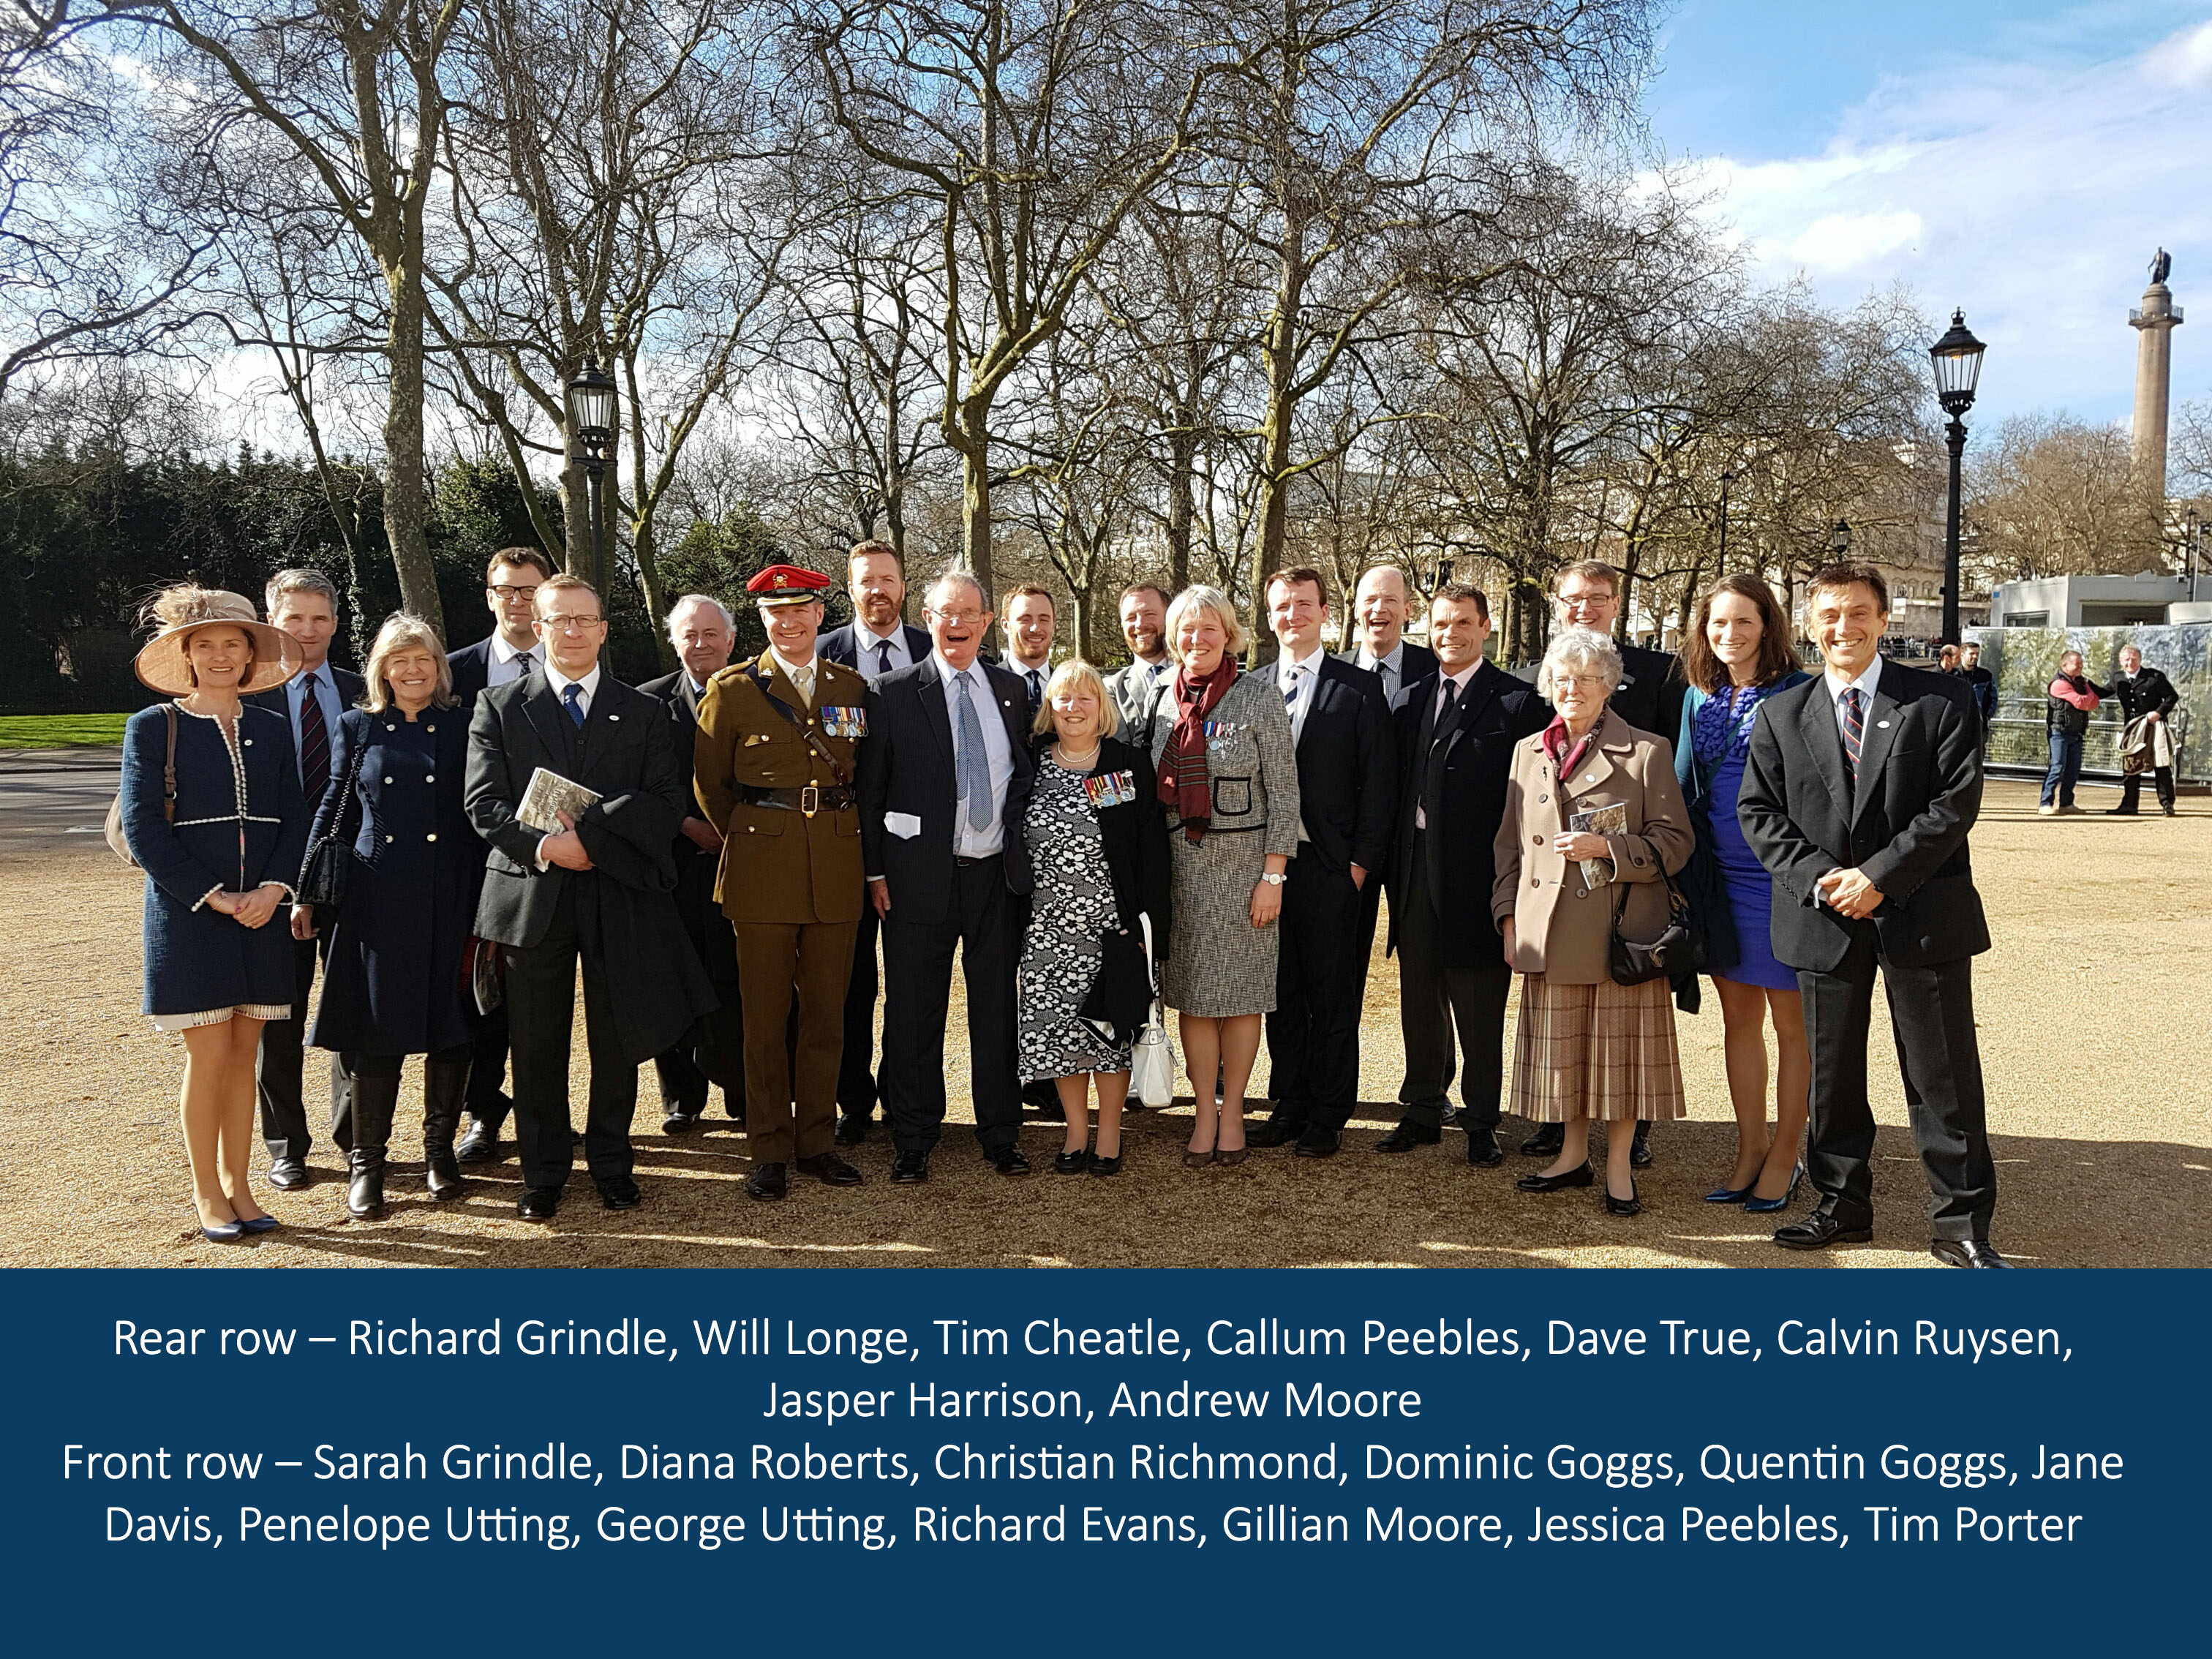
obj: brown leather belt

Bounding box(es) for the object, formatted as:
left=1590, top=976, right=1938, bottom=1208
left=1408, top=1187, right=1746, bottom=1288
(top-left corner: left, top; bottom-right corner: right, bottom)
left=740, top=783, right=854, bottom=817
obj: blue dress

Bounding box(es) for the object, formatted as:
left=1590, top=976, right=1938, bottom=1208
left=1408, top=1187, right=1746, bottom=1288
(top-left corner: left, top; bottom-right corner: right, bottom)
left=304, top=708, right=479, bottom=1057
left=1685, top=682, right=1799, bottom=993
left=121, top=701, right=312, bottom=1023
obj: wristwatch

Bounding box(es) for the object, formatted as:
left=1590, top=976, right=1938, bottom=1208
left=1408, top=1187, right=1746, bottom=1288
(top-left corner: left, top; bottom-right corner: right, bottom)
left=1260, top=872, right=1286, bottom=886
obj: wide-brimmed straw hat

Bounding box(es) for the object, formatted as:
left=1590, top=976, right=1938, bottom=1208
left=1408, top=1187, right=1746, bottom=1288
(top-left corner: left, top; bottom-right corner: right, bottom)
left=133, top=588, right=301, bottom=696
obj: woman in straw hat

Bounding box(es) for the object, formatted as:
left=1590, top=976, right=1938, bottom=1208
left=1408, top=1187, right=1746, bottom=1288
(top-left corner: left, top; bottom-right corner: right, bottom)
left=119, top=584, right=309, bottom=1242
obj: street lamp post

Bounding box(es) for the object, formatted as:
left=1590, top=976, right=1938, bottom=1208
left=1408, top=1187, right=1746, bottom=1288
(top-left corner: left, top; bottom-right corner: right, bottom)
left=2186, top=508, right=2202, bottom=605
left=563, top=356, right=619, bottom=593
left=1927, top=309, right=1987, bottom=643
left=1718, top=467, right=1736, bottom=571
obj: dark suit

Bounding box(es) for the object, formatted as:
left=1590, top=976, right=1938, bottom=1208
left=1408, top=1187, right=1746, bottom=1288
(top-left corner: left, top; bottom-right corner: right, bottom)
left=1738, top=658, right=1995, bottom=1242
left=1263, top=656, right=1396, bottom=1135
left=818, top=619, right=931, bottom=1121
left=1517, top=641, right=1682, bottom=742
left=1337, top=640, right=1438, bottom=712
left=247, top=664, right=366, bottom=1167
left=856, top=657, right=1035, bottom=1157
left=465, top=667, right=718, bottom=1192
left=1389, top=661, right=1549, bottom=1132
left=639, top=669, right=745, bottom=1118
left=2112, top=665, right=2180, bottom=812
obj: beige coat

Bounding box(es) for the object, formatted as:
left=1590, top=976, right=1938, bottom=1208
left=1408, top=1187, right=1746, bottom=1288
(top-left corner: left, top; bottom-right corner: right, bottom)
left=1491, top=708, right=1693, bottom=985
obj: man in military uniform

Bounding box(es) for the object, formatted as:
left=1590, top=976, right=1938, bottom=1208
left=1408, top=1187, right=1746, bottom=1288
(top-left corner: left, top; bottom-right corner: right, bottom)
left=693, top=565, right=870, bottom=1200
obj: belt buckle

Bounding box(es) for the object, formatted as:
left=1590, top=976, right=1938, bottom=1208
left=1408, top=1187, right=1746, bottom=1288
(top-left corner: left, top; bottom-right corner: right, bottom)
left=800, top=784, right=819, bottom=818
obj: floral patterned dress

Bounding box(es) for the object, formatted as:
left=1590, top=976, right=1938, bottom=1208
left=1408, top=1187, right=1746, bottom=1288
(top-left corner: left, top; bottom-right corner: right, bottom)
left=1017, top=756, right=1131, bottom=1080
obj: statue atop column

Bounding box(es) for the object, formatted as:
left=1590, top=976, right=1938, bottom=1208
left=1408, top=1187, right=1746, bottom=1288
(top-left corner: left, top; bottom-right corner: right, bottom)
left=2150, top=247, right=2171, bottom=286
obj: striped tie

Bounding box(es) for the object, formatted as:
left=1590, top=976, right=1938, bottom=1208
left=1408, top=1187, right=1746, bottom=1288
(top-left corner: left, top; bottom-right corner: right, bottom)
left=298, top=672, right=331, bottom=805
left=1842, top=687, right=1865, bottom=779
left=1283, top=670, right=1301, bottom=714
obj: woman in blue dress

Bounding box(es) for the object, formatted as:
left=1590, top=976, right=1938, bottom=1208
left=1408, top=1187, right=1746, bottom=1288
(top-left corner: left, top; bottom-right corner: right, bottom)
left=120, top=587, right=308, bottom=1242
left=293, top=614, right=481, bottom=1220
left=1675, top=574, right=1811, bottom=1214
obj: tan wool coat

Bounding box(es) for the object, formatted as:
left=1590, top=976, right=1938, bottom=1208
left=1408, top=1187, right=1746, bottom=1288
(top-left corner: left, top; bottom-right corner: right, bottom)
left=1491, top=708, right=1693, bottom=985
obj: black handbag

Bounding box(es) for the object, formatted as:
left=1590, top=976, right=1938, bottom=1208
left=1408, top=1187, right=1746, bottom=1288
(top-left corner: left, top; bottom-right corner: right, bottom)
left=1609, top=868, right=1704, bottom=987
left=296, top=742, right=367, bottom=908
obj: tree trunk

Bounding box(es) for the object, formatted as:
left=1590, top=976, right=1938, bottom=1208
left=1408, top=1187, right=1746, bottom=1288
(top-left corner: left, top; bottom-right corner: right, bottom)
left=959, top=432, right=997, bottom=603
left=560, top=460, right=595, bottom=581
left=380, top=262, right=443, bottom=636
left=633, top=511, right=675, bottom=672
left=1069, top=583, right=1094, bottom=664
left=1165, top=420, right=1196, bottom=592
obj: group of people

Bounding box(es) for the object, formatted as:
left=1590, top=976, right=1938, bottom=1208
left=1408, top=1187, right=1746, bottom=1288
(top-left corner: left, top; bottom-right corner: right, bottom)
left=119, top=541, right=2012, bottom=1265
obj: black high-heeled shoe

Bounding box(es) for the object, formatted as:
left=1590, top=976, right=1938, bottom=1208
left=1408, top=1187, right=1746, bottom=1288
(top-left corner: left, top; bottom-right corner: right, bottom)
left=1053, top=1148, right=1091, bottom=1175
left=1516, top=1161, right=1593, bottom=1192
left=1604, top=1179, right=1642, bottom=1217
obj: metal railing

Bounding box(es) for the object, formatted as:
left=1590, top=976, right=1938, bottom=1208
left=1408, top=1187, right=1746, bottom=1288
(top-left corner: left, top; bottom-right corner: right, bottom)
left=1985, top=698, right=2192, bottom=783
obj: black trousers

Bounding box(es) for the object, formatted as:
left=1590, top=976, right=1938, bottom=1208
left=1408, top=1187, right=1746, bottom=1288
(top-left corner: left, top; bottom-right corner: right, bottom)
left=879, top=857, right=1021, bottom=1156
left=2119, top=766, right=2175, bottom=811
left=836, top=900, right=885, bottom=1116
left=1264, top=858, right=1367, bottom=1132
left=503, top=882, right=638, bottom=1192
left=1394, top=846, right=1511, bottom=1132
left=257, top=933, right=347, bottom=1162
left=1798, top=924, right=1994, bottom=1241
left=652, top=884, right=745, bottom=1116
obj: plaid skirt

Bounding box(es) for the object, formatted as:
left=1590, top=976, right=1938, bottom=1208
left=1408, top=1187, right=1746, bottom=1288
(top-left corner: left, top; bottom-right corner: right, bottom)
left=1507, top=973, right=1685, bottom=1124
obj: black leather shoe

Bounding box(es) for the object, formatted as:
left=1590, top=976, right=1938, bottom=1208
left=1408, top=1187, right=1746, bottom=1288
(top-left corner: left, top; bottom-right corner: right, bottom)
left=2104, top=805, right=2136, bottom=815
left=834, top=1113, right=871, bottom=1146
left=1629, top=1122, right=1653, bottom=1168
left=1439, top=1105, right=1462, bottom=1129
left=516, top=1186, right=560, bottom=1222
left=1772, top=1210, right=1873, bottom=1250
left=1374, top=1121, right=1441, bottom=1154
left=1247, top=1118, right=1306, bottom=1148
left=1603, top=1178, right=1642, bottom=1216
left=661, top=1110, right=701, bottom=1135
left=1464, top=1128, right=1503, bottom=1167
left=1516, top=1161, right=1594, bottom=1192
left=456, top=1118, right=503, bottom=1165
left=986, top=1147, right=1032, bottom=1176
left=1052, top=1149, right=1091, bottom=1175
left=890, top=1151, right=930, bottom=1184
left=1520, top=1123, right=1565, bottom=1157
left=267, top=1159, right=310, bottom=1191
left=795, top=1152, right=865, bottom=1187
left=1293, top=1127, right=1342, bottom=1159
left=1930, top=1238, right=2013, bottom=1269
left=747, top=1162, right=789, bottom=1202
left=596, top=1175, right=642, bottom=1211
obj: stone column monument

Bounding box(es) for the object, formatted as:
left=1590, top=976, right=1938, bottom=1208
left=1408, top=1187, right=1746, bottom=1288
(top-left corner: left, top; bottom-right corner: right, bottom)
left=2130, top=248, right=2183, bottom=500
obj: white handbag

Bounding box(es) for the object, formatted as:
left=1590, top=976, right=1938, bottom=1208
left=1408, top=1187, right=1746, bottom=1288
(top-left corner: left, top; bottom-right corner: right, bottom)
left=1129, top=912, right=1175, bottom=1108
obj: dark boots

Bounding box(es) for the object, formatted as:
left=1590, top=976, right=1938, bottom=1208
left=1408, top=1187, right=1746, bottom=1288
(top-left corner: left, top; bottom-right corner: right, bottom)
left=347, top=1067, right=401, bottom=1219
left=422, top=1051, right=471, bottom=1201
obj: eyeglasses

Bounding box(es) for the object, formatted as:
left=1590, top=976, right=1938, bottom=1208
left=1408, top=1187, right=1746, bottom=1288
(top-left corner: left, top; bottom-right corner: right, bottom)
left=1550, top=672, right=1612, bottom=689
left=490, top=584, right=543, bottom=601
left=539, top=614, right=604, bottom=633
left=1556, top=592, right=1613, bottom=614
left=928, top=609, right=986, bottom=627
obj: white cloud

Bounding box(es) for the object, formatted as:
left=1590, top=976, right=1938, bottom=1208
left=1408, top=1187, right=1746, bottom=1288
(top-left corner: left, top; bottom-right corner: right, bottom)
left=1682, top=23, right=2212, bottom=425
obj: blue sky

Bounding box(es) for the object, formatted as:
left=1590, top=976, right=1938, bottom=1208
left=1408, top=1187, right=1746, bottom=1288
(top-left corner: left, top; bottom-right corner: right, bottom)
left=1646, top=1, right=2212, bottom=426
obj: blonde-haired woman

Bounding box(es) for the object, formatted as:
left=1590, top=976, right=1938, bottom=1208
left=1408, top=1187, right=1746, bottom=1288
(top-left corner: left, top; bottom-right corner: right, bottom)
left=1148, top=586, right=1299, bottom=1166
left=290, top=614, right=479, bottom=1218
left=121, top=585, right=307, bottom=1242
left=1017, top=660, right=1171, bottom=1175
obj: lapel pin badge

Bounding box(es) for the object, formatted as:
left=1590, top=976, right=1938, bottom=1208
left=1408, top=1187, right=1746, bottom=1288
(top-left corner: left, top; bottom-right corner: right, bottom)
left=1876, top=720, right=1889, bottom=729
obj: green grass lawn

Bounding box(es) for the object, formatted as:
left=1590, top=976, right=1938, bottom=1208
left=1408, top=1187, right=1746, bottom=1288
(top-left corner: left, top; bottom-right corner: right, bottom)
left=0, top=713, right=131, bottom=748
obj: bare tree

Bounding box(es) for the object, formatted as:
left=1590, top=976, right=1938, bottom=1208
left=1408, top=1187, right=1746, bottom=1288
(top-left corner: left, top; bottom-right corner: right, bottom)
left=1967, top=412, right=2170, bottom=584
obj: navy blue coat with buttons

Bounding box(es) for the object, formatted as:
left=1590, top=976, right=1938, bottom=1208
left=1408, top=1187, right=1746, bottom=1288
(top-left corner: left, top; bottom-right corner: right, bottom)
left=121, top=701, right=312, bottom=1017
left=303, top=707, right=479, bottom=1056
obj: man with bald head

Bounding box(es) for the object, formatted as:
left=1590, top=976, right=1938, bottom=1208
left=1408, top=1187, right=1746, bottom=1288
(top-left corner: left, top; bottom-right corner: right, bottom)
left=1338, top=565, right=1438, bottom=712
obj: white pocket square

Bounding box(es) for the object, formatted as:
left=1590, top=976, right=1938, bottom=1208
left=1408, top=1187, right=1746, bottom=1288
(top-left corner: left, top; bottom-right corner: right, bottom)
left=885, top=810, right=922, bottom=840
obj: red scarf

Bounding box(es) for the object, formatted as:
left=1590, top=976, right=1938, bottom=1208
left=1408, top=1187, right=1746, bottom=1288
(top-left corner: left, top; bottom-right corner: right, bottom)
left=1156, top=656, right=1238, bottom=842
left=1543, top=715, right=1598, bottom=786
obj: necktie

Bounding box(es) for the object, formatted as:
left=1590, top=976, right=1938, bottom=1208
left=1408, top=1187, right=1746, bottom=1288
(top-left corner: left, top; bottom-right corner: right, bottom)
left=955, top=669, right=991, bottom=831
left=876, top=639, right=895, bottom=677
left=562, top=682, right=587, bottom=728
left=1432, top=677, right=1459, bottom=738
left=297, top=672, right=330, bottom=805
left=1841, top=687, right=1865, bottom=778
left=1417, top=681, right=1459, bottom=830
left=791, top=663, right=815, bottom=707
left=1026, top=669, right=1044, bottom=712
left=1282, top=669, right=1301, bottom=714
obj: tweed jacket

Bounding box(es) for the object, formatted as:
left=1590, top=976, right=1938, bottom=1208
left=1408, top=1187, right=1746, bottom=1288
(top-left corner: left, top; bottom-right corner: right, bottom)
left=1491, top=708, right=1693, bottom=985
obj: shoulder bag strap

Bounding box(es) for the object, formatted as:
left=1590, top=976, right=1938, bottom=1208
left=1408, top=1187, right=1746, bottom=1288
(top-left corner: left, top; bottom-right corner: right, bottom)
left=161, top=704, right=178, bottom=823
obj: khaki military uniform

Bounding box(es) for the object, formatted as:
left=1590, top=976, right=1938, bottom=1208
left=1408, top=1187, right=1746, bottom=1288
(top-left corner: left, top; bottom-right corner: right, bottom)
left=693, top=654, right=870, bottom=1163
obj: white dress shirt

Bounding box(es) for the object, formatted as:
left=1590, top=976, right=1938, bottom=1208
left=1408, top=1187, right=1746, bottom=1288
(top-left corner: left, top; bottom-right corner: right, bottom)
left=533, top=660, right=601, bottom=868
left=938, top=653, right=1014, bottom=858
left=1276, top=644, right=1326, bottom=746
left=488, top=631, right=542, bottom=688
left=1414, top=661, right=1481, bottom=830
left=284, top=663, right=346, bottom=785
left=854, top=622, right=913, bottom=682
left=1355, top=640, right=1410, bottom=709
left=1821, top=655, right=1884, bottom=742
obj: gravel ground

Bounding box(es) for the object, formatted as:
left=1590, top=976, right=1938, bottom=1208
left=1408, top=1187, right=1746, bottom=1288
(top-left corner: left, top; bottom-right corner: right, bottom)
left=1, top=779, right=2203, bottom=1270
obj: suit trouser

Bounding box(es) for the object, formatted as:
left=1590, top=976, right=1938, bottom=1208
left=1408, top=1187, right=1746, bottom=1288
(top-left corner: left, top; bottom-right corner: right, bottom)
left=503, top=881, right=638, bottom=1192
left=737, top=920, right=858, bottom=1163
left=1394, top=846, right=1511, bottom=1132
left=1263, top=858, right=1367, bottom=1132
left=1798, top=924, right=1994, bottom=1241
left=653, top=886, right=745, bottom=1116
left=464, top=1001, right=511, bottom=1132
left=879, top=856, right=1022, bottom=1156
left=2118, top=765, right=2175, bottom=811
left=257, top=933, right=346, bottom=1162
left=836, top=901, right=885, bottom=1116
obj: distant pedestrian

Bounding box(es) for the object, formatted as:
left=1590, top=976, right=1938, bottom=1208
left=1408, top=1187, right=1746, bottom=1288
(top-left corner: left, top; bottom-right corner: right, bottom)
left=1957, top=643, right=1996, bottom=748
left=2107, top=644, right=2178, bottom=816
left=2039, top=650, right=2107, bottom=816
